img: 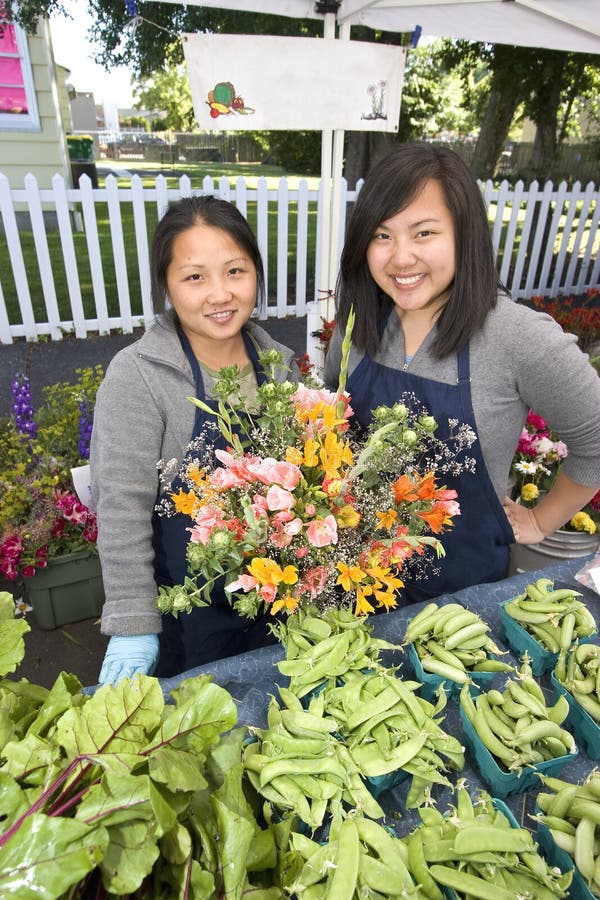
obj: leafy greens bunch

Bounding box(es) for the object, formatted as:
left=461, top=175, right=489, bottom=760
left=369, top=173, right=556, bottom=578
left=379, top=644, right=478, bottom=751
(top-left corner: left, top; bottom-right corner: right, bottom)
left=0, top=592, right=287, bottom=899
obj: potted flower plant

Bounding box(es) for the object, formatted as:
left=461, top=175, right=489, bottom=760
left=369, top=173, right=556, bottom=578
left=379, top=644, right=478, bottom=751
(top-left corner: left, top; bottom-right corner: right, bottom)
left=0, top=367, right=104, bottom=628
left=509, top=408, right=600, bottom=572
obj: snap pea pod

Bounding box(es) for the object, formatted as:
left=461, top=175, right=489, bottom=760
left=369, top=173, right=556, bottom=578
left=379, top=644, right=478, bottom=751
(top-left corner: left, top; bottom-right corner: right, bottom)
left=555, top=642, right=600, bottom=724
left=403, top=788, right=570, bottom=899
left=536, top=771, right=600, bottom=898
left=503, top=578, right=596, bottom=651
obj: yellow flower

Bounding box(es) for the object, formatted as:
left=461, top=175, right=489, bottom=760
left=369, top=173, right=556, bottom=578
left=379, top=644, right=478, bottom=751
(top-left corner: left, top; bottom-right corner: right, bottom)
left=170, top=488, right=198, bottom=517
left=570, top=512, right=597, bottom=534
left=336, top=562, right=366, bottom=591
left=376, top=509, right=397, bottom=530
left=355, top=584, right=375, bottom=616
left=285, top=446, right=303, bottom=465
left=247, top=558, right=298, bottom=586
left=271, top=593, right=300, bottom=615
left=520, top=483, right=540, bottom=502
left=303, top=438, right=320, bottom=467
left=319, top=431, right=354, bottom=479
left=335, top=504, right=361, bottom=528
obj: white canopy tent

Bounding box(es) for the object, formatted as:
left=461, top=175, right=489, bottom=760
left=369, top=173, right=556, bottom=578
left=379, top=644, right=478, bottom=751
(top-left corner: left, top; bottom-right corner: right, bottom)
left=147, top=0, right=600, bottom=357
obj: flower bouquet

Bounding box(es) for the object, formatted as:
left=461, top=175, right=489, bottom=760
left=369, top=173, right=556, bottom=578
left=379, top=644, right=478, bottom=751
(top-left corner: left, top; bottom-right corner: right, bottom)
left=0, top=368, right=103, bottom=582
left=156, top=315, right=476, bottom=624
left=511, top=409, right=599, bottom=536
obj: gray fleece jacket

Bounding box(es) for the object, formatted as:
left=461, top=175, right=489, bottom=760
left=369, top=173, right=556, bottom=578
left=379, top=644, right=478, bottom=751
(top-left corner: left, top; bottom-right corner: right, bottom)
left=90, top=311, right=298, bottom=637
left=324, top=296, right=600, bottom=501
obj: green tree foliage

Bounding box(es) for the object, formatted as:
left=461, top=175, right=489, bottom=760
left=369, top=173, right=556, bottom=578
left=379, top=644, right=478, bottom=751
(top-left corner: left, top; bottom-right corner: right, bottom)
left=441, top=40, right=600, bottom=180
left=132, top=54, right=194, bottom=132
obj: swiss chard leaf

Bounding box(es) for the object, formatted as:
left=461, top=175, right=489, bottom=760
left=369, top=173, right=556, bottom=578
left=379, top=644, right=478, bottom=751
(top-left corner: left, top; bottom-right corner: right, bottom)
left=0, top=593, right=29, bottom=679
left=55, top=674, right=164, bottom=757
left=0, top=813, right=108, bottom=899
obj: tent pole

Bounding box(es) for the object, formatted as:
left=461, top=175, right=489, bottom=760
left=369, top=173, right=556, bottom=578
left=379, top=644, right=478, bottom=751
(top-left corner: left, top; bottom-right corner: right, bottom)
left=307, top=10, right=337, bottom=371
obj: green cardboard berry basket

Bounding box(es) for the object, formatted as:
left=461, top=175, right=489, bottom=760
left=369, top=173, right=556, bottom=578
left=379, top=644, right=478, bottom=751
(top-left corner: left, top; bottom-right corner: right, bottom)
left=408, top=641, right=496, bottom=701
left=551, top=670, right=600, bottom=761
left=459, top=704, right=577, bottom=798
left=499, top=600, right=597, bottom=677
left=535, top=815, right=594, bottom=900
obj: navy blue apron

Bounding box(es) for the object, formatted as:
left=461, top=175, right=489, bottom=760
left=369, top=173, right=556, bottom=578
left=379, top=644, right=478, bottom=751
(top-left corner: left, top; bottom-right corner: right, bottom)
left=152, top=326, right=278, bottom=677
left=347, top=313, right=514, bottom=604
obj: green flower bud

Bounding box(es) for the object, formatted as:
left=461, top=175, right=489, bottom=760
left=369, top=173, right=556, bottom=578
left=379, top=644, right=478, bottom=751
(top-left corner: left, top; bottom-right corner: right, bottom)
left=402, top=429, right=418, bottom=446
left=419, top=415, right=437, bottom=433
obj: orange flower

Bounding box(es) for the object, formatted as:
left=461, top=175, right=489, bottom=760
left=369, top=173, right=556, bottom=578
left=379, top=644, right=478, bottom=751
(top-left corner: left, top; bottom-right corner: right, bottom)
left=392, top=474, right=419, bottom=503
left=416, top=472, right=437, bottom=500
left=418, top=502, right=453, bottom=533
left=376, top=508, right=397, bottom=530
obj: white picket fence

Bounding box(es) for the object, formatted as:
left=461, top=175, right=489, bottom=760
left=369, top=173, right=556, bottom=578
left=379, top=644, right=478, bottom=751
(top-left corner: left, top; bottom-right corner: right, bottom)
left=1, top=171, right=599, bottom=348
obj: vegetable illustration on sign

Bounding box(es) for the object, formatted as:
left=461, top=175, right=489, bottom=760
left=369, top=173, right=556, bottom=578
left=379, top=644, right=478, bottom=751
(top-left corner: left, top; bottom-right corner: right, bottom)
left=206, top=81, right=255, bottom=118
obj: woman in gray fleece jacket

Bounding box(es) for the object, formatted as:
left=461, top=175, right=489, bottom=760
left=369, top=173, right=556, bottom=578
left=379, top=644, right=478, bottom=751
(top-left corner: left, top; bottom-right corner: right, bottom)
left=324, top=142, right=600, bottom=603
left=91, top=196, right=298, bottom=684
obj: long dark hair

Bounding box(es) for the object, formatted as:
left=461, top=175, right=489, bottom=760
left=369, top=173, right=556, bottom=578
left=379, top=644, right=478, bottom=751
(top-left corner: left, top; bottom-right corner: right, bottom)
left=336, top=142, right=507, bottom=358
left=150, top=195, right=265, bottom=314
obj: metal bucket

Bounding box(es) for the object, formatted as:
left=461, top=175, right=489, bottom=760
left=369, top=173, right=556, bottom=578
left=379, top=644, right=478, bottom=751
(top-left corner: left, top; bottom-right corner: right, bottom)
left=509, top=529, right=600, bottom=575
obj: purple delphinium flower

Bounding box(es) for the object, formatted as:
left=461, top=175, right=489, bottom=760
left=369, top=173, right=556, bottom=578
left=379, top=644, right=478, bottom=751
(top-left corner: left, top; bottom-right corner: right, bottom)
left=11, top=373, right=37, bottom=439
left=78, top=400, right=93, bottom=459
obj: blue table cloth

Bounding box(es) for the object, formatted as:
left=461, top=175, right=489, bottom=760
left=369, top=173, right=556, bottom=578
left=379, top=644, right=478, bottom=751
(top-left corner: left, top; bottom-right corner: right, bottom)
left=160, top=555, right=599, bottom=834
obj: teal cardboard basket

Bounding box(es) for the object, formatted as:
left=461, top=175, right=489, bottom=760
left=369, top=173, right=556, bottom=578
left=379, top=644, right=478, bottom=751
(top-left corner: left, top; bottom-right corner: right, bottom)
left=499, top=600, right=597, bottom=676
left=551, top=670, right=600, bottom=761
left=536, top=817, right=594, bottom=900
left=459, top=705, right=577, bottom=798
left=408, top=642, right=497, bottom=701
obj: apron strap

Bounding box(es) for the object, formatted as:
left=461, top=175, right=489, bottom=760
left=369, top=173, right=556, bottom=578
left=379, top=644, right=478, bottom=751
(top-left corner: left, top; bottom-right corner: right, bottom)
left=176, top=323, right=267, bottom=433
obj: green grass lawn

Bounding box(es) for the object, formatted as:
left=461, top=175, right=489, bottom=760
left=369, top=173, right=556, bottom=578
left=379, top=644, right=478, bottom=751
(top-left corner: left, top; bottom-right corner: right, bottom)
left=1, top=162, right=319, bottom=328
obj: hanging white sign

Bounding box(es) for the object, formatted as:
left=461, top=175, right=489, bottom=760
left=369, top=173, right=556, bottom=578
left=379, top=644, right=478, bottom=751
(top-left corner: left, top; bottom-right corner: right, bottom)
left=182, top=33, right=406, bottom=132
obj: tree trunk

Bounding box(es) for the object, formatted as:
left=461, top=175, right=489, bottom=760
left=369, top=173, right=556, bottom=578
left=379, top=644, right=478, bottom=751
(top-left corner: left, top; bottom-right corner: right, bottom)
left=529, top=79, right=562, bottom=181
left=343, top=132, right=395, bottom=188
left=470, top=86, right=521, bottom=180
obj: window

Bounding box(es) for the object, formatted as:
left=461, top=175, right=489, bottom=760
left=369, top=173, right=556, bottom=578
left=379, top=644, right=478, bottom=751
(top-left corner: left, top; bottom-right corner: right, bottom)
left=0, top=6, right=40, bottom=131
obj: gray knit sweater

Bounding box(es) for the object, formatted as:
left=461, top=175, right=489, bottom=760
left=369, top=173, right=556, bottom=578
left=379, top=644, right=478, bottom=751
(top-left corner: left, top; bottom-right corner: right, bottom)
left=324, top=296, right=600, bottom=501
left=90, top=311, right=298, bottom=636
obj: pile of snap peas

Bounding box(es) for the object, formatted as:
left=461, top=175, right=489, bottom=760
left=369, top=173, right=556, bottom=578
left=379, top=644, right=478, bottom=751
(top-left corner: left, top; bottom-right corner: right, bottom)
left=283, top=812, right=420, bottom=898
left=403, top=601, right=511, bottom=684
left=322, top=668, right=465, bottom=808
left=459, top=656, right=576, bottom=771
left=405, top=786, right=571, bottom=899
left=555, top=642, right=600, bottom=723
left=503, top=577, right=596, bottom=653
left=536, top=771, right=600, bottom=897
left=244, top=686, right=384, bottom=829
left=276, top=606, right=400, bottom=699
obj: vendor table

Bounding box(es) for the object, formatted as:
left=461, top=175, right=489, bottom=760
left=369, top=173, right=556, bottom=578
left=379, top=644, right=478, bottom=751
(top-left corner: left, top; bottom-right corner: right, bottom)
left=160, top=556, right=599, bottom=834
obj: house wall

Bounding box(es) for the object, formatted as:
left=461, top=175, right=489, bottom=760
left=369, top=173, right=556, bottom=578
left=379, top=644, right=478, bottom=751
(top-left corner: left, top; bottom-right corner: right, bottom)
left=0, top=18, right=70, bottom=190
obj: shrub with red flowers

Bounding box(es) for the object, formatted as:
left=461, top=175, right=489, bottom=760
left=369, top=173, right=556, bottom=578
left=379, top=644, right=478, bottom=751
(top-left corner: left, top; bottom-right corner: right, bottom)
left=531, top=289, right=600, bottom=355
left=0, top=367, right=103, bottom=581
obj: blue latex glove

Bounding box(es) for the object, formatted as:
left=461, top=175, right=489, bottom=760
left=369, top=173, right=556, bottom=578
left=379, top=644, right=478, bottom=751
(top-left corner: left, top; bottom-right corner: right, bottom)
left=98, top=634, right=159, bottom=686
